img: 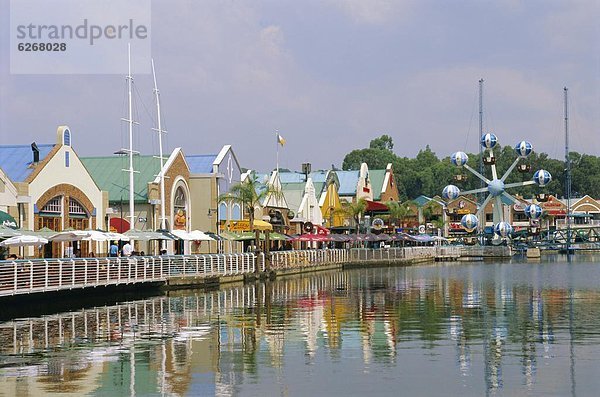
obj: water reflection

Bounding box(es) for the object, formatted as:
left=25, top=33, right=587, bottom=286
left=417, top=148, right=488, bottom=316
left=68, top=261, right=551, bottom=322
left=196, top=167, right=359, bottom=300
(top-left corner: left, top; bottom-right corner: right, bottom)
left=1, top=256, right=600, bottom=396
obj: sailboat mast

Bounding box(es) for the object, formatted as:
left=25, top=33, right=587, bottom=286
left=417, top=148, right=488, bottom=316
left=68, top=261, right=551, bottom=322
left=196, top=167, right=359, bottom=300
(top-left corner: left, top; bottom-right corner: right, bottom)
left=152, top=59, right=167, bottom=231
left=127, top=44, right=136, bottom=230
left=478, top=79, right=484, bottom=205
left=564, top=87, right=571, bottom=252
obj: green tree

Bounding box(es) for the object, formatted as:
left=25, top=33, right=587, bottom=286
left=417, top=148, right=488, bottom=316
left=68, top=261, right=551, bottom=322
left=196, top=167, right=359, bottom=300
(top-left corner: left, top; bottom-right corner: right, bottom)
left=218, top=175, right=281, bottom=268
left=385, top=201, right=414, bottom=228
left=340, top=198, right=367, bottom=234
left=369, top=135, right=394, bottom=151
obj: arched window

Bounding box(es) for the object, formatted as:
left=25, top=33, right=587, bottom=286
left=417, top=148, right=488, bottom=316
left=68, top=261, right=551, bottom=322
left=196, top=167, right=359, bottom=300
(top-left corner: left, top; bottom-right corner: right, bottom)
left=41, top=197, right=62, bottom=214
left=69, top=198, right=87, bottom=217
left=38, top=196, right=62, bottom=232
left=232, top=203, right=241, bottom=220
left=219, top=202, right=228, bottom=221
left=173, top=186, right=187, bottom=230
left=63, top=129, right=71, bottom=146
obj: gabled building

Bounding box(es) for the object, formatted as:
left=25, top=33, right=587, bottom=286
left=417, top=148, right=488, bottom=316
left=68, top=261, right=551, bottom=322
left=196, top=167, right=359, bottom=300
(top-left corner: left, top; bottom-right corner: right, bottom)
left=281, top=178, right=323, bottom=228
left=337, top=163, right=373, bottom=203
left=0, top=168, right=18, bottom=227
left=186, top=145, right=243, bottom=234
left=279, top=169, right=345, bottom=229
left=0, top=126, right=107, bottom=257
left=369, top=163, right=400, bottom=203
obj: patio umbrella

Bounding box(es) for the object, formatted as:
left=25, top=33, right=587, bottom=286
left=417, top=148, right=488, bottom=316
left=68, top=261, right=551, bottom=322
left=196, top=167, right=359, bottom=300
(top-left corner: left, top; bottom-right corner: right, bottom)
left=0, top=235, right=48, bottom=247
left=268, top=232, right=290, bottom=241
left=104, top=232, right=130, bottom=241
left=329, top=234, right=352, bottom=242
left=188, top=230, right=215, bottom=241
left=0, top=226, right=22, bottom=238
left=83, top=230, right=110, bottom=242
left=292, top=234, right=328, bottom=242
left=49, top=230, right=92, bottom=241
left=125, top=229, right=176, bottom=241
left=375, top=233, right=391, bottom=242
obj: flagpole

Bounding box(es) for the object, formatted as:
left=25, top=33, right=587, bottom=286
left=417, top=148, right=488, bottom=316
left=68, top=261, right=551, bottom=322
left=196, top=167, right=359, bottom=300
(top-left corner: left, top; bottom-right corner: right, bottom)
left=276, top=131, right=279, bottom=174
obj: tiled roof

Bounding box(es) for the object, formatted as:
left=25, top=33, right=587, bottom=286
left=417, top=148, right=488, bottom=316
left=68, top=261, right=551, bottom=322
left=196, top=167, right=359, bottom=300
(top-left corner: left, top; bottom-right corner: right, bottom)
left=81, top=156, right=160, bottom=203
left=281, top=182, right=305, bottom=212
left=413, top=195, right=432, bottom=207
left=336, top=170, right=359, bottom=196
left=369, top=169, right=386, bottom=201
left=186, top=154, right=217, bottom=174
left=0, top=144, right=55, bottom=182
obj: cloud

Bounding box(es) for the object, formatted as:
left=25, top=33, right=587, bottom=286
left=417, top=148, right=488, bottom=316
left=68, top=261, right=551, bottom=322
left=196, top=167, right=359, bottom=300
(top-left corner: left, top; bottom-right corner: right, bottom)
left=325, top=0, right=415, bottom=25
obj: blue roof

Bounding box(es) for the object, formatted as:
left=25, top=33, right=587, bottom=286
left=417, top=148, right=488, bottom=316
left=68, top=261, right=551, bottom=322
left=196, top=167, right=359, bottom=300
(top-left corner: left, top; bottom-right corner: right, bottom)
left=336, top=170, right=359, bottom=196
left=0, top=144, right=55, bottom=182
left=185, top=154, right=217, bottom=174
left=279, top=170, right=329, bottom=184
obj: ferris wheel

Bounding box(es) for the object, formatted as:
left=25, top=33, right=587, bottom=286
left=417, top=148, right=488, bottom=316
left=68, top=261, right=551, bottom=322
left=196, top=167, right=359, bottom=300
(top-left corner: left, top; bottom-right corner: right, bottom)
left=443, top=133, right=549, bottom=238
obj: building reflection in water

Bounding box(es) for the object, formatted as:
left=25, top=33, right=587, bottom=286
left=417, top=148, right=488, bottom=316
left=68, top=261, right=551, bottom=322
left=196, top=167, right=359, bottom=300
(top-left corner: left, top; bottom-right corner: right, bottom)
left=0, top=262, right=600, bottom=396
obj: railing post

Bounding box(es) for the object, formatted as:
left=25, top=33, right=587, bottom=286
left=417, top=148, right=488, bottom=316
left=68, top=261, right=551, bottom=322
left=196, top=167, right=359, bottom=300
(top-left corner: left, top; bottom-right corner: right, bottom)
left=58, top=260, right=63, bottom=289
left=44, top=260, right=49, bottom=290
left=71, top=260, right=75, bottom=287
left=13, top=262, right=18, bottom=294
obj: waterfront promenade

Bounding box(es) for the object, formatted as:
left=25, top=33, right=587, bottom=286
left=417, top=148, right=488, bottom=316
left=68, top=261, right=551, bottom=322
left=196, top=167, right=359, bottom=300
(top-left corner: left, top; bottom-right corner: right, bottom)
left=0, top=246, right=477, bottom=298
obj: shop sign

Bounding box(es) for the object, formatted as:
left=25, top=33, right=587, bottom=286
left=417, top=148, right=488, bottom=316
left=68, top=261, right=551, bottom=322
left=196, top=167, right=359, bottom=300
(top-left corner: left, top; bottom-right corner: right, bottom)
left=229, top=220, right=251, bottom=231
left=513, top=203, right=525, bottom=211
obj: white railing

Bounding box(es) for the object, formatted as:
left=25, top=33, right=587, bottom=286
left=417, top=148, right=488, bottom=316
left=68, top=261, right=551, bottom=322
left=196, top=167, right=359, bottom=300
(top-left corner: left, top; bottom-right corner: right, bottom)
left=555, top=219, right=600, bottom=229
left=0, top=253, right=257, bottom=297
left=270, top=249, right=348, bottom=270
left=348, top=247, right=438, bottom=262
left=1, top=247, right=447, bottom=297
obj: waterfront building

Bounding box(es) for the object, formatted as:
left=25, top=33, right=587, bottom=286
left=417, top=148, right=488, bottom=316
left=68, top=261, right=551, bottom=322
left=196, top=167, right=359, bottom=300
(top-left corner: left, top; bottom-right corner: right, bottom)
left=0, top=168, right=18, bottom=227
left=336, top=163, right=373, bottom=203
left=0, top=126, right=107, bottom=257
left=82, top=147, right=192, bottom=253
left=369, top=163, right=400, bottom=203
left=279, top=169, right=346, bottom=229
left=280, top=179, right=323, bottom=232
left=187, top=145, right=243, bottom=235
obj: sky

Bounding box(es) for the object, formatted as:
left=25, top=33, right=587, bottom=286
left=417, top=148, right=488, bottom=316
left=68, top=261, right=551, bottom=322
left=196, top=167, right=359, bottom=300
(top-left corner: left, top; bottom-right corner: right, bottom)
left=1, top=0, right=599, bottom=172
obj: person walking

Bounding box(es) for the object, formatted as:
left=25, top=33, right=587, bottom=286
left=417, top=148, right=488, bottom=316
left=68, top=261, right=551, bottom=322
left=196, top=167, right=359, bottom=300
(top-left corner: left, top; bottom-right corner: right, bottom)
left=122, top=241, right=133, bottom=257
left=109, top=242, right=119, bottom=257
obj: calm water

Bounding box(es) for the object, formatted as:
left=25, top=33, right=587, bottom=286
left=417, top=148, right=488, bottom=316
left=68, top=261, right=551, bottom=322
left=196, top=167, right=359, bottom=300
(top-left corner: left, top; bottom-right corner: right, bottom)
left=1, top=255, right=600, bottom=396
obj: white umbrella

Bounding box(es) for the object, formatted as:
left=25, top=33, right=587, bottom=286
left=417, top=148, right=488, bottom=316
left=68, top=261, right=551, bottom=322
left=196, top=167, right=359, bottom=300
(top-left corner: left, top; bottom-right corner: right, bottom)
left=0, top=226, right=22, bottom=238
left=189, top=230, right=215, bottom=241
left=84, top=230, right=110, bottom=242
left=0, top=235, right=48, bottom=247
left=49, top=230, right=92, bottom=242
left=105, top=232, right=130, bottom=241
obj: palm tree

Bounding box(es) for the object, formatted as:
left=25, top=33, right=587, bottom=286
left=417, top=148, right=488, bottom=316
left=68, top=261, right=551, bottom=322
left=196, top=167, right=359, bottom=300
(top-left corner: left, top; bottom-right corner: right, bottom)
left=218, top=173, right=283, bottom=270
left=386, top=201, right=414, bottom=229
left=340, top=198, right=367, bottom=234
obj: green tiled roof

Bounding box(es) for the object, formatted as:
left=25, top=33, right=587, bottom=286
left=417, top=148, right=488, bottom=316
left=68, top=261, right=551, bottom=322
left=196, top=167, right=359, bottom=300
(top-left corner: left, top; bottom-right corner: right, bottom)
left=413, top=195, right=432, bottom=207
left=313, top=182, right=325, bottom=197
left=281, top=182, right=305, bottom=212
left=369, top=169, right=386, bottom=201
left=81, top=156, right=160, bottom=203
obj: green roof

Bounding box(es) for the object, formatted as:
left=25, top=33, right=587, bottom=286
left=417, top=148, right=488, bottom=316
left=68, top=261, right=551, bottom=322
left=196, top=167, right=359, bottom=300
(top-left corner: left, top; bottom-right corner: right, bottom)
left=313, top=181, right=326, bottom=197
left=81, top=156, right=160, bottom=203
left=369, top=169, right=386, bottom=201
left=413, top=195, right=432, bottom=207
left=281, top=182, right=306, bottom=213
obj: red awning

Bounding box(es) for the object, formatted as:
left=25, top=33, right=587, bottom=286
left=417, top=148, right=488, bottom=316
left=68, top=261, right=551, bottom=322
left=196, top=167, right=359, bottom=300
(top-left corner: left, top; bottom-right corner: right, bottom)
left=110, top=217, right=131, bottom=233
left=366, top=200, right=389, bottom=212
left=315, top=225, right=330, bottom=235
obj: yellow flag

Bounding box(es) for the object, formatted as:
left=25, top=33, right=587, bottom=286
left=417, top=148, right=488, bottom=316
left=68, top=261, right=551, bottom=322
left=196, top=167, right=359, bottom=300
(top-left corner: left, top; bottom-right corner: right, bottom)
left=277, top=133, right=286, bottom=146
